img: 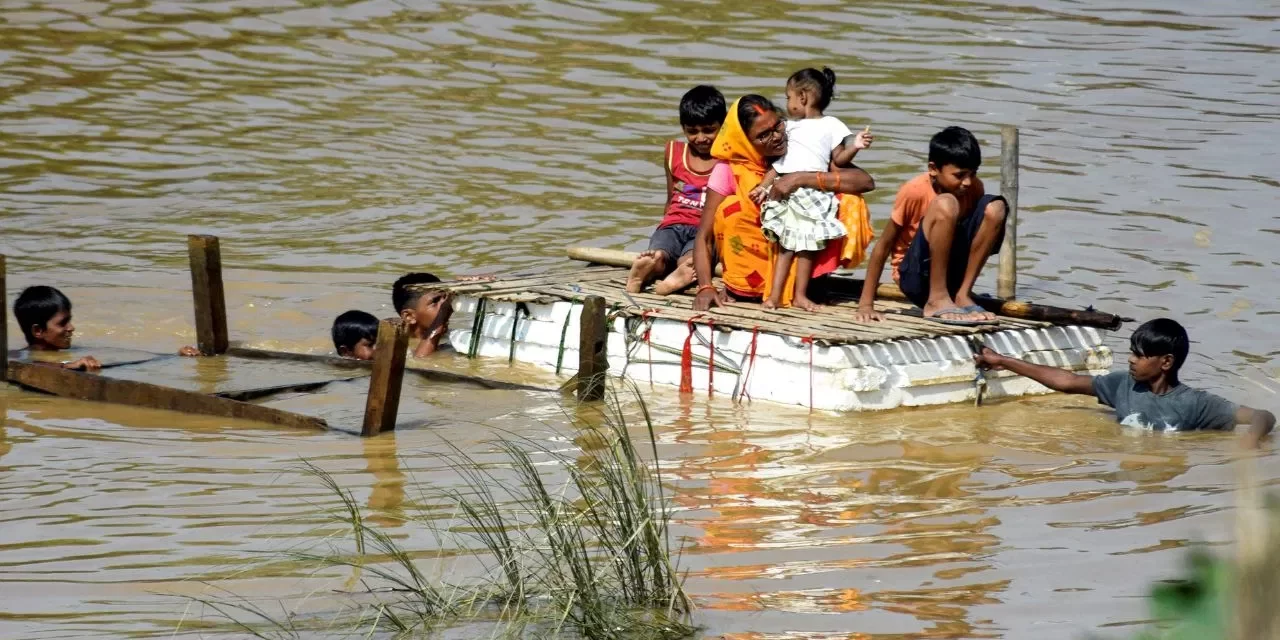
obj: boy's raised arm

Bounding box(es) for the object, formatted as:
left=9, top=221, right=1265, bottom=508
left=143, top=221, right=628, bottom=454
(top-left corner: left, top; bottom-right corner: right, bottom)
left=1238, top=406, right=1277, bottom=449
left=974, top=347, right=1097, bottom=395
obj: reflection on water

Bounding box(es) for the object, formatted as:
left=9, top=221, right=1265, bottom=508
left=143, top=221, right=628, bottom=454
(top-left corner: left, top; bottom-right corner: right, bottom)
left=1, top=0, right=1278, bottom=637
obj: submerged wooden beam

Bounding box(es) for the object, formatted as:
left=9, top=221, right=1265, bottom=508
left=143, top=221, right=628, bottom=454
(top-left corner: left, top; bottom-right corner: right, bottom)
left=188, top=235, right=229, bottom=355
left=577, top=295, right=607, bottom=401
left=0, top=255, right=6, bottom=383
left=226, top=347, right=555, bottom=392
left=362, top=319, right=409, bottom=437
left=998, top=125, right=1020, bottom=300
left=6, top=360, right=327, bottom=430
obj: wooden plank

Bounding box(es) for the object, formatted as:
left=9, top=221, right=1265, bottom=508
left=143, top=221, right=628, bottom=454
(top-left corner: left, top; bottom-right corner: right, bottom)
left=577, top=295, right=607, bottom=401
left=188, top=235, right=229, bottom=355
left=6, top=360, right=327, bottom=430
left=226, top=347, right=556, bottom=392
left=0, top=254, right=6, bottom=382
left=362, top=319, right=409, bottom=437
left=998, top=125, right=1020, bottom=300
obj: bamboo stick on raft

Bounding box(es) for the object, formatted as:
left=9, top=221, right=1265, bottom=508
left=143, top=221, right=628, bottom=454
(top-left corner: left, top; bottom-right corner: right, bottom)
left=565, top=247, right=1127, bottom=330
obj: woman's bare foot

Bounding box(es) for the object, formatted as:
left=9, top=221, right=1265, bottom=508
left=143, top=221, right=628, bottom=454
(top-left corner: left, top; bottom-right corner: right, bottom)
left=793, top=295, right=821, bottom=312
left=626, top=251, right=664, bottom=293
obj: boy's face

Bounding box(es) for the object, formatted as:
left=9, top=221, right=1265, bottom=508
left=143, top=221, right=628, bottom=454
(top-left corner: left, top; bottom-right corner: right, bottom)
left=1128, top=351, right=1173, bottom=383
left=400, top=292, right=450, bottom=333
left=32, top=310, right=74, bottom=350
left=340, top=338, right=376, bottom=361
left=929, top=162, right=976, bottom=195
left=682, top=123, right=721, bottom=156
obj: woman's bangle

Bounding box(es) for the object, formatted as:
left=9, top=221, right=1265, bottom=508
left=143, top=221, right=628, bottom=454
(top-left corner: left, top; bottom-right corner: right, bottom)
left=834, top=171, right=841, bottom=191
left=696, top=284, right=718, bottom=295
left=816, top=171, right=826, bottom=191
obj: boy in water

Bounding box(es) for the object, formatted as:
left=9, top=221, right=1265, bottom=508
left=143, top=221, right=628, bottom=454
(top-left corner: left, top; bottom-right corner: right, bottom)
left=393, top=273, right=451, bottom=358
left=975, top=318, right=1276, bottom=447
left=627, top=85, right=727, bottom=295
left=13, top=286, right=101, bottom=370
left=331, top=310, right=378, bottom=360
left=856, top=126, right=1007, bottom=325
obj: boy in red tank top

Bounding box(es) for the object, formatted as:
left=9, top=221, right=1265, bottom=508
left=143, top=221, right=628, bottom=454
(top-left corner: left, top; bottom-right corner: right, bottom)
left=627, top=85, right=726, bottom=294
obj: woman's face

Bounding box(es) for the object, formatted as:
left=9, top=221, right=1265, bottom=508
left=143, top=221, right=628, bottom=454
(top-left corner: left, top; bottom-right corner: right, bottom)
left=747, top=110, right=787, bottom=158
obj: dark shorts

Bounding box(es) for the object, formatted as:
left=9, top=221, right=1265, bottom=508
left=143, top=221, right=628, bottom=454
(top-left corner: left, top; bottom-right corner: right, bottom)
left=647, top=224, right=698, bottom=275
left=898, top=194, right=1007, bottom=307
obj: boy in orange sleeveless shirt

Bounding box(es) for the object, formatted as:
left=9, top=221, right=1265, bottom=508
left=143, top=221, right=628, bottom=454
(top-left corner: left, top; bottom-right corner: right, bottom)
left=856, top=126, right=1008, bottom=325
left=627, top=85, right=726, bottom=294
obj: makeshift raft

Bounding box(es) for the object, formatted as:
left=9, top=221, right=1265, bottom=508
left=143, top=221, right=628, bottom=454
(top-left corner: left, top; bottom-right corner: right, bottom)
left=427, top=254, right=1124, bottom=412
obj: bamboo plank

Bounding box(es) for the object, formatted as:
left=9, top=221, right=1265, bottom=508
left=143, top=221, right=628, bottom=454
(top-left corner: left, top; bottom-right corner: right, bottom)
left=6, top=361, right=327, bottom=430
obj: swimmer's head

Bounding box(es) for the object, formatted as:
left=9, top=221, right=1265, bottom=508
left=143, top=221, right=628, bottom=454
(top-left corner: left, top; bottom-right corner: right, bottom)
left=1128, top=318, right=1189, bottom=381
left=392, top=272, right=448, bottom=336
left=332, top=310, right=378, bottom=360
left=15, top=285, right=75, bottom=350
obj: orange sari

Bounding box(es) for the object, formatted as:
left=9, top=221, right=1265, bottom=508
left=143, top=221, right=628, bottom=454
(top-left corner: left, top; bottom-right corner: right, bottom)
left=710, top=99, right=874, bottom=304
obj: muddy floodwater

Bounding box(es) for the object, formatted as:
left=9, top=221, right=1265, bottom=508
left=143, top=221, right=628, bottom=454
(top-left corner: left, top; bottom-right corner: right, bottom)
left=1, top=0, right=1278, bottom=637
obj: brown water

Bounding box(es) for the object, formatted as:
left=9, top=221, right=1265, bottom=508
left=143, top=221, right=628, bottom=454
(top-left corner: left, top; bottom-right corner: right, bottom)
left=1, top=0, right=1278, bottom=637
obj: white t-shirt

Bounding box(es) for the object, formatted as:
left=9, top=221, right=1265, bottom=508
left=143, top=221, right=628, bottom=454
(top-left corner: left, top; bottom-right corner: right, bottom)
left=771, top=116, right=855, bottom=174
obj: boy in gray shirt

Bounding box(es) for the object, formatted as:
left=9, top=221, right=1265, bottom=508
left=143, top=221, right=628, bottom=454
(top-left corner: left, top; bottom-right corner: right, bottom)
left=974, top=318, right=1275, bottom=447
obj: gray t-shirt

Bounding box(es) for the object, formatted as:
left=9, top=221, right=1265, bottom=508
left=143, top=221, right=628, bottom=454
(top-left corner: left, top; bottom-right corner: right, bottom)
left=1092, top=372, right=1238, bottom=432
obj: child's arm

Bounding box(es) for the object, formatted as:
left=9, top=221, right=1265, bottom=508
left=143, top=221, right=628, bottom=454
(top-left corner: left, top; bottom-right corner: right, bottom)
left=831, top=127, right=873, bottom=168
left=1238, top=406, right=1277, bottom=448
left=973, top=347, right=1097, bottom=395
left=854, top=220, right=899, bottom=322
left=750, top=168, right=779, bottom=206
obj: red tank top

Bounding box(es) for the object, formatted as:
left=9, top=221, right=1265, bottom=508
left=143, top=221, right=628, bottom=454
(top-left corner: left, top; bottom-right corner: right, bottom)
left=659, top=140, right=711, bottom=228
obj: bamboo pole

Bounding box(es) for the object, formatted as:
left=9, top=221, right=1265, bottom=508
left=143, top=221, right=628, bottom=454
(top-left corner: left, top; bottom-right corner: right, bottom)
left=188, top=235, right=229, bottom=355
left=577, top=295, right=607, bottom=401
left=361, top=318, right=409, bottom=437
left=0, top=254, right=6, bottom=382
left=997, top=125, right=1020, bottom=300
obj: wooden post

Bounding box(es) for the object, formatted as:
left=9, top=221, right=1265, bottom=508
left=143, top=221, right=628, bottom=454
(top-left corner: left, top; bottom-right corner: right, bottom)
left=0, top=254, right=6, bottom=382
left=997, top=125, right=1020, bottom=300
left=188, top=235, right=229, bottom=355
left=361, top=318, right=409, bottom=437
left=577, top=295, right=608, bottom=401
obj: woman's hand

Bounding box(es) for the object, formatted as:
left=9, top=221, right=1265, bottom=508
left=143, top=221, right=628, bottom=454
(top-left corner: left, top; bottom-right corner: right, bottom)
left=693, top=286, right=728, bottom=311
left=768, top=173, right=801, bottom=200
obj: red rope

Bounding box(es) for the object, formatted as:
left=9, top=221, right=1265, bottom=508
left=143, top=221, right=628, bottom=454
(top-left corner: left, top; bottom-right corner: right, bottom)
left=641, top=310, right=653, bottom=388
left=679, top=318, right=696, bottom=394
left=740, top=327, right=760, bottom=404
left=706, top=319, right=716, bottom=398
left=801, top=335, right=816, bottom=413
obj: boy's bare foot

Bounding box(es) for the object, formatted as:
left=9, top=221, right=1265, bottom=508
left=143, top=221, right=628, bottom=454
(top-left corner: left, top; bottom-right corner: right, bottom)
left=626, top=251, right=664, bottom=294
left=793, top=295, right=820, bottom=312
left=953, top=295, right=996, bottom=321
left=653, top=260, right=695, bottom=296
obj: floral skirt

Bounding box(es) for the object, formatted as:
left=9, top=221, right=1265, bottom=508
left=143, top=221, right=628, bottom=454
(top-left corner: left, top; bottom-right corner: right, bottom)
left=760, top=186, right=847, bottom=252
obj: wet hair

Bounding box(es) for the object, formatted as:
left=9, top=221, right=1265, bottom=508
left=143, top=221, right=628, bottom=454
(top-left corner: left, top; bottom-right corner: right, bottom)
left=14, top=285, right=72, bottom=345
left=787, top=67, right=837, bottom=111
left=679, top=85, right=727, bottom=128
left=332, top=310, right=378, bottom=354
left=737, top=94, right=782, bottom=134
left=1130, top=318, right=1190, bottom=372
left=392, top=272, right=441, bottom=313
left=928, top=126, right=982, bottom=170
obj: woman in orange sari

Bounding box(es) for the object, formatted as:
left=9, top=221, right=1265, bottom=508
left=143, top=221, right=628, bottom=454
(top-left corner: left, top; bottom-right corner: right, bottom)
left=692, top=94, right=876, bottom=311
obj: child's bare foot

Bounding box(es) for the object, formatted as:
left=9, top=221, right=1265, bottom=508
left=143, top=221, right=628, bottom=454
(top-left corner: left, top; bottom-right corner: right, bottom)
left=762, top=298, right=779, bottom=310
left=626, top=251, right=664, bottom=294
left=653, top=260, right=695, bottom=296
left=793, top=295, right=821, bottom=312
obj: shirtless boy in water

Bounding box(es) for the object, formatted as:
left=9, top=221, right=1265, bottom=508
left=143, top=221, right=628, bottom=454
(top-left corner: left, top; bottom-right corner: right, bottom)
left=627, top=85, right=726, bottom=295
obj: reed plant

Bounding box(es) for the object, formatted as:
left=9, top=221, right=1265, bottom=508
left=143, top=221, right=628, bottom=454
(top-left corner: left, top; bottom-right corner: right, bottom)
left=185, top=382, right=695, bottom=639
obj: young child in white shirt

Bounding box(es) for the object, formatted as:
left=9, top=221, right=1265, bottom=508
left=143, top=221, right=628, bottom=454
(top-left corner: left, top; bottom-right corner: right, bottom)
left=753, top=67, right=872, bottom=310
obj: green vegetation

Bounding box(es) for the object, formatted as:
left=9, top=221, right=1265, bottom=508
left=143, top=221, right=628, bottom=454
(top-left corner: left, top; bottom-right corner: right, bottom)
left=188, top=384, right=695, bottom=639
